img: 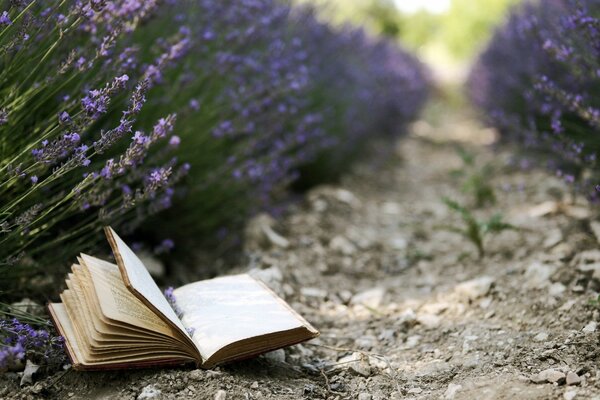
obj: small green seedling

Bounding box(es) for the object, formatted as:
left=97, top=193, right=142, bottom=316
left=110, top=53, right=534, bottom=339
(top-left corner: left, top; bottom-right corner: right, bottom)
left=443, top=197, right=517, bottom=259
left=450, top=147, right=496, bottom=208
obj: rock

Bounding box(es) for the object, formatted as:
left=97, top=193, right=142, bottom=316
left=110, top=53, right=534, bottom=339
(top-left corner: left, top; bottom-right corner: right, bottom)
left=329, top=235, right=356, bottom=256
left=244, top=214, right=289, bottom=250
left=566, top=372, right=581, bottom=386
left=524, top=262, right=558, bottom=289
left=533, top=332, right=549, bottom=342
left=564, top=388, right=578, bottom=400
left=338, top=290, right=353, bottom=304
left=311, top=186, right=360, bottom=205
left=250, top=381, right=259, bottom=389
left=549, top=283, right=566, bottom=297
left=454, top=276, right=494, bottom=301
left=381, top=201, right=401, bottom=215
left=387, top=236, right=408, bottom=250
left=248, top=266, right=283, bottom=295
left=572, top=285, right=585, bottom=293
left=358, top=393, right=372, bottom=400
left=355, top=335, right=377, bottom=350
left=416, top=313, right=441, bottom=329
left=443, top=383, right=462, bottom=400
left=214, top=390, right=227, bottom=400
left=531, top=368, right=566, bottom=384
left=582, top=321, right=597, bottom=333
left=407, top=387, right=423, bottom=394
left=405, top=335, right=421, bottom=349
left=188, top=369, right=204, bottom=381
left=137, top=385, right=161, bottom=400
left=264, top=349, right=285, bottom=363
left=590, top=220, right=600, bottom=244
left=543, top=228, right=563, bottom=249
left=10, top=299, right=43, bottom=316
left=300, top=287, right=327, bottom=300
left=351, top=287, right=385, bottom=308
left=339, top=352, right=371, bottom=377
left=398, top=308, right=417, bottom=326
left=19, top=360, right=39, bottom=387
left=137, top=252, right=165, bottom=278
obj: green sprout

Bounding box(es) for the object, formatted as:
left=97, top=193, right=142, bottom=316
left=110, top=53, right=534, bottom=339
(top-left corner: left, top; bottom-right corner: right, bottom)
left=451, top=147, right=496, bottom=208
left=443, top=197, right=517, bottom=259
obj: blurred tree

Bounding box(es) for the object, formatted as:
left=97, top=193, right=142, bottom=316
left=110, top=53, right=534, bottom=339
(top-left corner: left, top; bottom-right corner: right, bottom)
left=295, top=0, right=521, bottom=61
left=440, top=0, right=520, bottom=58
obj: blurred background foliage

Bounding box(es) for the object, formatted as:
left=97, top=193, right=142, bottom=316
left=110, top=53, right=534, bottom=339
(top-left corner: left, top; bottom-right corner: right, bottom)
left=296, top=0, right=520, bottom=69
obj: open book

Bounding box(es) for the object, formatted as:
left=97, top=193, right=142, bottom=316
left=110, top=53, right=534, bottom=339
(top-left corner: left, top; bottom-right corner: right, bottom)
left=48, top=227, right=319, bottom=370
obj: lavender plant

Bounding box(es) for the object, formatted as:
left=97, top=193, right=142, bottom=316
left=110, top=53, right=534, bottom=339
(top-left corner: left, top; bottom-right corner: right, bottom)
left=0, top=304, right=65, bottom=372
left=1, top=0, right=428, bottom=296
left=469, top=0, right=600, bottom=200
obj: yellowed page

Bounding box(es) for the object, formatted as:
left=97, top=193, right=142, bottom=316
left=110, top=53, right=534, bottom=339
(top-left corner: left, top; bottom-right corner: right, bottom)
left=104, top=227, right=191, bottom=341
left=80, top=254, right=174, bottom=336
left=173, top=274, right=313, bottom=361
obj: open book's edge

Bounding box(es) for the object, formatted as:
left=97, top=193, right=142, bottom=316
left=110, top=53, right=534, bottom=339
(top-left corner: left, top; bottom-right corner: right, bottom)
left=202, top=326, right=319, bottom=369
left=48, top=303, right=195, bottom=371
left=47, top=303, right=81, bottom=369
left=248, top=275, right=319, bottom=336
left=103, top=227, right=201, bottom=364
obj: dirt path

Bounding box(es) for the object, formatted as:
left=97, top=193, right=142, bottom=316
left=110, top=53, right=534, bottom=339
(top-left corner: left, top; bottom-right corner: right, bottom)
left=4, top=106, right=600, bottom=399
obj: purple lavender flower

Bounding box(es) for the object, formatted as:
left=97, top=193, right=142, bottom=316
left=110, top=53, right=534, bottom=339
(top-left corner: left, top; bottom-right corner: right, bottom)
left=0, top=11, right=11, bottom=26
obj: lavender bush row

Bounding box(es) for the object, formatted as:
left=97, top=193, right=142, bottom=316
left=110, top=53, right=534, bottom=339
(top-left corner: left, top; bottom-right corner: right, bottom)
left=468, top=0, right=599, bottom=198
left=0, top=0, right=428, bottom=294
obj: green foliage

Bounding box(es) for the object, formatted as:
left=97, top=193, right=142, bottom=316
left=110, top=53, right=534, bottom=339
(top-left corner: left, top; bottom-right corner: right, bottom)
left=443, top=197, right=517, bottom=259
left=440, top=0, right=520, bottom=59
left=297, top=0, right=521, bottom=60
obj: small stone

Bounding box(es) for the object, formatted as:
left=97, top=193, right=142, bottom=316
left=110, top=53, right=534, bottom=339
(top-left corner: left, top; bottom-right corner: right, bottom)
left=582, top=321, right=597, bottom=333
left=264, top=349, right=285, bottom=363
left=398, top=308, right=417, bottom=325
left=416, top=313, right=441, bottom=329
left=358, top=393, right=372, bottom=400
left=188, top=369, right=204, bottom=382
left=300, top=287, right=327, bottom=300
left=407, top=387, right=423, bottom=394
left=339, top=352, right=371, bottom=377
left=245, top=214, right=289, bottom=250
left=19, top=360, right=39, bottom=387
left=566, top=372, right=581, bottom=386
left=543, top=228, right=563, bottom=249
left=572, top=285, right=585, bottom=293
left=564, top=388, right=578, bottom=400
left=534, top=332, right=549, bottom=342
left=214, top=390, right=227, bottom=400
left=443, top=383, right=462, bottom=400
left=388, top=236, right=408, bottom=250
left=329, top=235, right=356, bottom=256
left=351, top=287, right=385, bottom=308
left=524, top=262, right=558, bottom=289
left=248, top=266, right=284, bottom=295
left=531, top=368, right=566, bottom=384
left=549, top=283, right=566, bottom=297
left=137, top=385, right=161, bottom=400
left=251, top=381, right=259, bottom=389
left=381, top=201, right=401, bottom=215
left=10, top=299, right=42, bottom=316
left=405, top=335, right=421, bottom=349
left=590, top=221, right=600, bottom=244
left=454, top=276, right=494, bottom=301
left=338, top=290, right=353, bottom=304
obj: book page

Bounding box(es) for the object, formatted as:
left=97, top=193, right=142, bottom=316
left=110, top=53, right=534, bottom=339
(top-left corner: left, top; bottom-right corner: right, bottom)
left=104, top=227, right=192, bottom=344
left=79, top=255, right=173, bottom=336
left=173, top=274, right=312, bottom=361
